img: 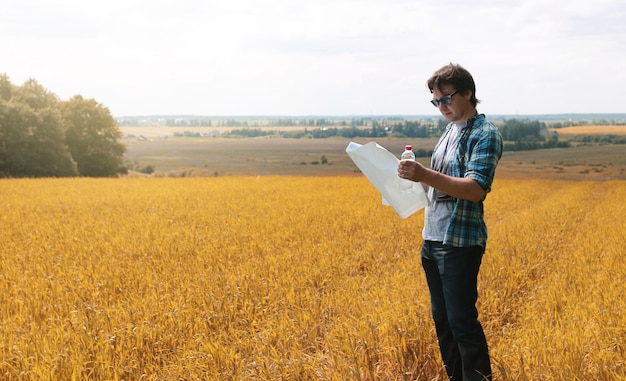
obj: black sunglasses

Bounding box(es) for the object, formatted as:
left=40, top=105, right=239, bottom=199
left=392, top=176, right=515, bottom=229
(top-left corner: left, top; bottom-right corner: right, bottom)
left=430, top=90, right=458, bottom=107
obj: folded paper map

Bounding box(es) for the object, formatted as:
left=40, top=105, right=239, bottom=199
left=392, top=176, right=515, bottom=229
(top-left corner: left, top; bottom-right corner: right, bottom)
left=346, top=141, right=429, bottom=219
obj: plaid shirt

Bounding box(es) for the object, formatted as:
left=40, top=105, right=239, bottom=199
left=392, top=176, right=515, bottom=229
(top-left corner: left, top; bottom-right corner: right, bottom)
left=432, top=113, right=503, bottom=248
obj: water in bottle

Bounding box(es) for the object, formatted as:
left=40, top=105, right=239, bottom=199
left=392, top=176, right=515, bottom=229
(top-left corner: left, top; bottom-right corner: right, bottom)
left=399, top=145, right=415, bottom=192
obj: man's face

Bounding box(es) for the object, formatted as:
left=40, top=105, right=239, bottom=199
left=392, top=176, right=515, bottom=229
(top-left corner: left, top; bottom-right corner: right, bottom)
left=431, top=84, right=473, bottom=124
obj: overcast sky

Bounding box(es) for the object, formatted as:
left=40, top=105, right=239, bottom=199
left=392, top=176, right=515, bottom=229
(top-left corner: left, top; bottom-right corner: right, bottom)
left=2, top=0, right=625, bottom=117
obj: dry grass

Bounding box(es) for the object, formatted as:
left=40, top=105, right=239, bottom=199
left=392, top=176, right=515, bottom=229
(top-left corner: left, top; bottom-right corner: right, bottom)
left=0, top=177, right=624, bottom=380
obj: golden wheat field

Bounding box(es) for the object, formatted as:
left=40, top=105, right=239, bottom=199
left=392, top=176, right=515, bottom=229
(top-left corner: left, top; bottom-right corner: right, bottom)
left=1, top=177, right=624, bottom=380
left=551, top=125, right=626, bottom=135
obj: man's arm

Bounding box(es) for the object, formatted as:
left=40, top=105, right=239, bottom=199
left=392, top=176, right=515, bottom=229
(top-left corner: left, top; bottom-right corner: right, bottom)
left=398, top=161, right=485, bottom=202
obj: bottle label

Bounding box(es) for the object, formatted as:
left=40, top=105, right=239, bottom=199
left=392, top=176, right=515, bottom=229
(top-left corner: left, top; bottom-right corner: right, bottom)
left=401, top=151, right=415, bottom=161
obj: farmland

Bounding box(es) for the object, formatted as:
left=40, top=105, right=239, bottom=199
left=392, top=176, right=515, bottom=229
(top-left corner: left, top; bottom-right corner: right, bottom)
left=1, top=124, right=624, bottom=379
left=121, top=126, right=626, bottom=180
left=550, top=125, right=626, bottom=135
left=1, top=176, right=624, bottom=380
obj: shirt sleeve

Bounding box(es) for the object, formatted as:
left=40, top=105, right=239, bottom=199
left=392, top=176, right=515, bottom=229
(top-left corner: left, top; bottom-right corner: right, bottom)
left=464, top=125, right=503, bottom=193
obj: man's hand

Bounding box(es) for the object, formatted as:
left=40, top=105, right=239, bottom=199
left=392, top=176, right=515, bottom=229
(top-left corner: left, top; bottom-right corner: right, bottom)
left=398, top=159, right=426, bottom=182
left=397, top=160, right=485, bottom=202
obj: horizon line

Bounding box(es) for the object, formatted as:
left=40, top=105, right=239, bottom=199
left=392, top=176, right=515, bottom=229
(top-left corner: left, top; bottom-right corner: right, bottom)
left=116, top=112, right=626, bottom=120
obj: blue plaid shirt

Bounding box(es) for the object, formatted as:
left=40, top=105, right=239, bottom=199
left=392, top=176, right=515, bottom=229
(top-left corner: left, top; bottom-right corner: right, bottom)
left=431, top=113, right=503, bottom=248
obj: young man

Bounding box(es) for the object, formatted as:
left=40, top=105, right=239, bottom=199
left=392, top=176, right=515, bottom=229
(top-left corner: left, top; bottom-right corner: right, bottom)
left=398, top=63, right=503, bottom=380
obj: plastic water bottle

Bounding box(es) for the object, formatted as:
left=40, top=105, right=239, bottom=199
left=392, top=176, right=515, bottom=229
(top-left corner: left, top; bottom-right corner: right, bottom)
left=401, top=145, right=415, bottom=161
left=399, top=145, right=415, bottom=192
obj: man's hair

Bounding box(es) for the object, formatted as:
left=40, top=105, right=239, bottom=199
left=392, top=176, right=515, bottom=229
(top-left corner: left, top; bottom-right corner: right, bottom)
left=427, top=63, right=480, bottom=107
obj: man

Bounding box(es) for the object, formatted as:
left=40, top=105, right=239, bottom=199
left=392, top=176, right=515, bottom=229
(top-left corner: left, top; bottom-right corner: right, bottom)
left=398, top=63, right=503, bottom=380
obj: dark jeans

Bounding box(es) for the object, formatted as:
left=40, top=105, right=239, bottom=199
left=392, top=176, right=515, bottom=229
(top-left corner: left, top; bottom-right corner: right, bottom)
left=421, top=241, right=492, bottom=381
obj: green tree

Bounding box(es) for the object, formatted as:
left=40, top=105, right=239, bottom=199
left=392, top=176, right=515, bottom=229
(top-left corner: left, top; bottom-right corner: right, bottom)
left=61, top=95, right=127, bottom=177
left=499, top=119, right=546, bottom=141
left=0, top=74, right=11, bottom=100
left=0, top=76, right=77, bottom=177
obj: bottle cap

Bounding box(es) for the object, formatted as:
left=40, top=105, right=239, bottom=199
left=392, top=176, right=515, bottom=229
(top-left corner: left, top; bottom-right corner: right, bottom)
left=405, top=145, right=412, bottom=150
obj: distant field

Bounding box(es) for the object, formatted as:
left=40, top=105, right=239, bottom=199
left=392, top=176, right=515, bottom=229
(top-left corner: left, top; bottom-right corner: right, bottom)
left=121, top=127, right=626, bottom=180
left=551, top=125, right=626, bottom=135
left=122, top=134, right=439, bottom=177
left=495, top=144, right=625, bottom=180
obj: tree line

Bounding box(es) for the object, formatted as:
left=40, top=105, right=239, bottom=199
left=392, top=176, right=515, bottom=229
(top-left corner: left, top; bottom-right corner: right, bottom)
left=213, top=119, right=447, bottom=140
left=0, top=75, right=126, bottom=178
left=497, top=119, right=571, bottom=151
left=207, top=118, right=568, bottom=150
left=118, top=117, right=378, bottom=128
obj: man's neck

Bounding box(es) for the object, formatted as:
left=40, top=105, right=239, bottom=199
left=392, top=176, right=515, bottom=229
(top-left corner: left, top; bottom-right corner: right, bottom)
left=453, top=108, right=477, bottom=124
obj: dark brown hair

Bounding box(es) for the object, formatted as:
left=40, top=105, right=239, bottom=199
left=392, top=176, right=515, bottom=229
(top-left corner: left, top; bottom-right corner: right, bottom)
left=427, top=63, right=480, bottom=107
